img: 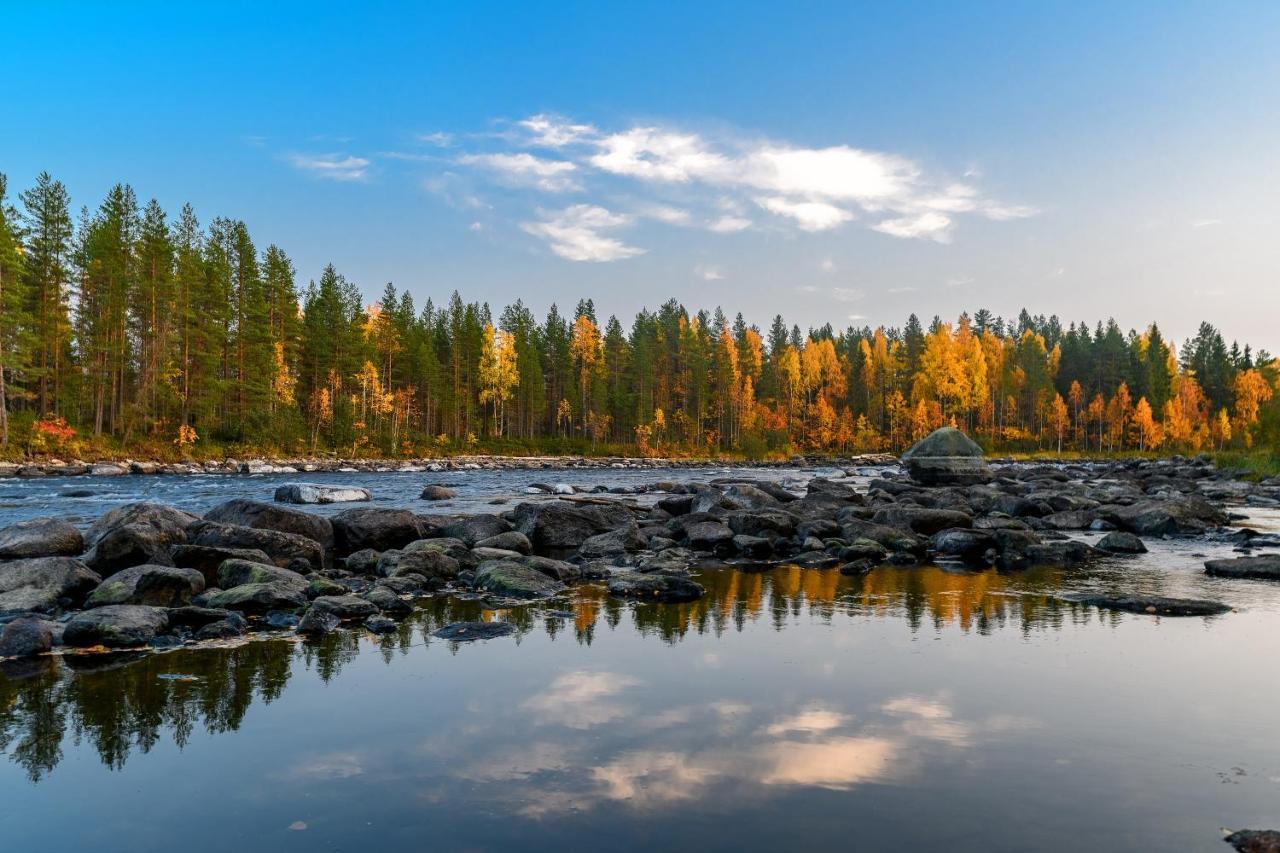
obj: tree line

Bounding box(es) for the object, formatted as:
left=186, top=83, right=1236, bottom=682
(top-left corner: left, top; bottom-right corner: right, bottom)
left=0, top=171, right=1275, bottom=459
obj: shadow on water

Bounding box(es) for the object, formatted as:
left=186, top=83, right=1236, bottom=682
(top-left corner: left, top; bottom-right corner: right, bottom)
left=0, top=561, right=1182, bottom=782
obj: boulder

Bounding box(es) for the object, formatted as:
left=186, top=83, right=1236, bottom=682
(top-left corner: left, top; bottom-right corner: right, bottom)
left=1225, top=830, right=1280, bottom=853
left=607, top=571, right=706, bottom=603
left=84, top=502, right=199, bottom=550
left=579, top=523, right=646, bottom=557
left=1095, top=531, right=1148, bottom=554
left=274, top=483, right=371, bottom=504
left=187, top=521, right=325, bottom=571
left=930, top=527, right=995, bottom=562
left=474, top=531, right=532, bottom=555
left=167, top=606, right=247, bottom=633
left=215, top=559, right=309, bottom=593
left=331, top=508, right=425, bottom=555
left=685, top=520, right=735, bottom=551
left=63, top=605, right=170, bottom=648
left=0, top=617, right=56, bottom=658
left=377, top=549, right=459, bottom=581
left=83, top=523, right=177, bottom=576
left=297, top=607, right=341, bottom=635
left=439, top=514, right=512, bottom=546
left=170, top=544, right=275, bottom=584
left=1105, top=497, right=1228, bottom=536
left=1204, top=555, right=1280, bottom=581
left=901, top=427, right=993, bottom=486
left=364, top=615, right=399, bottom=634
left=308, top=594, right=379, bottom=620
left=86, top=564, right=205, bottom=608
left=474, top=560, right=566, bottom=599
left=364, top=585, right=412, bottom=617
left=203, top=498, right=333, bottom=554
left=206, top=582, right=307, bottom=614
left=512, top=501, right=635, bottom=551
left=0, top=557, right=101, bottom=616
left=871, top=507, right=973, bottom=536
left=0, top=517, right=84, bottom=559
left=433, top=621, right=515, bottom=641
left=419, top=484, right=457, bottom=501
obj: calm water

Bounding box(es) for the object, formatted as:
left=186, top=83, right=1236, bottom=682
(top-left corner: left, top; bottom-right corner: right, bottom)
left=2, top=503, right=1280, bottom=851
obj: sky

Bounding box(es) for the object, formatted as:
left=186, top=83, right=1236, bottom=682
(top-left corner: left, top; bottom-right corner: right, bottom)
left=5, top=1, right=1279, bottom=351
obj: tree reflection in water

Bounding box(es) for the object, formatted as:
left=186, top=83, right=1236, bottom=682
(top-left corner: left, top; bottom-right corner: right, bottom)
left=0, top=562, right=1118, bottom=781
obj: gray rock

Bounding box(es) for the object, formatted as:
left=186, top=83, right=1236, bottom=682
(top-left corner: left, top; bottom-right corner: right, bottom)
left=203, top=498, right=333, bottom=555
left=378, top=548, right=459, bottom=581
left=274, top=483, right=371, bottom=504
left=297, top=607, right=342, bottom=635
left=306, top=576, right=347, bottom=598
left=187, top=521, right=325, bottom=571
left=0, top=618, right=56, bottom=657
left=63, top=605, right=170, bottom=648
left=685, top=520, right=734, bottom=551
left=1224, top=829, right=1280, bottom=853
left=0, top=517, right=84, bottom=559
left=439, top=514, right=512, bottom=546
left=1204, top=555, right=1280, bottom=580
left=1095, top=531, right=1148, bottom=554
left=170, top=544, right=275, bottom=584
left=206, top=582, right=307, bottom=613
left=84, top=502, right=199, bottom=550
left=309, top=594, right=378, bottom=620
left=1106, top=497, right=1228, bottom=536
left=0, top=557, right=101, bottom=616
left=580, top=522, right=646, bottom=557
left=901, top=427, right=993, bottom=486
left=474, top=560, right=566, bottom=599
left=419, top=484, right=457, bottom=501
left=364, top=615, right=398, bottom=634
left=432, top=621, right=514, bottom=641
left=364, top=585, right=411, bottom=616
left=216, top=559, right=309, bottom=593
left=86, top=564, right=205, bottom=608
left=83, top=522, right=176, bottom=576
left=512, top=500, right=635, bottom=551
left=1071, top=594, right=1230, bottom=617
left=607, top=571, right=706, bottom=602
left=930, top=527, right=995, bottom=561
left=475, top=531, right=532, bottom=554
left=872, top=507, right=973, bottom=536
left=331, top=508, right=425, bottom=555
left=343, top=548, right=382, bottom=575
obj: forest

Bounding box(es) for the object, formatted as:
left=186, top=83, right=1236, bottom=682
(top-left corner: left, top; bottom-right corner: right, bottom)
left=0, top=171, right=1276, bottom=461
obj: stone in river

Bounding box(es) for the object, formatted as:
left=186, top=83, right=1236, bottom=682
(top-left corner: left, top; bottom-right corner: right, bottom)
left=419, top=484, right=457, bottom=501
left=1071, top=594, right=1231, bottom=617
left=0, top=517, right=84, bottom=559
left=1095, top=531, right=1148, bottom=554
left=473, top=560, right=566, bottom=599
left=1224, top=829, right=1280, bottom=853
left=1204, top=555, right=1280, bottom=580
left=85, top=564, right=205, bottom=608
left=432, top=621, right=515, bottom=641
left=274, top=483, right=371, bottom=504
left=63, top=605, right=171, bottom=648
left=0, top=557, right=101, bottom=616
left=607, top=571, right=706, bottom=603
left=901, top=426, right=993, bottom=486
left=0, top=617, right=56, bottom=658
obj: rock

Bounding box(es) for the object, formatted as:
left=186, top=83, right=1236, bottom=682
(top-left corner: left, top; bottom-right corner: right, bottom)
left=343, top=548, right=382, bottom=575
left=187, top=521, right=325, bottom=572
left=872, top=507, right=973, bottom=536
left=432, top=621, right=515, bottom=641
left=901, top=427, right=993, bottom=486
left=86, top=564, right=205, bottom=608
left=309, top=594, right=379, bottom=620
left=167, top=606, right=247, bottom=632
left=378, top=549, right=459, bottom=581
left=0, top=618, right=56, bottom=657
left=0, top=517, right=84, bottom=559
left=206, top=583, right=307, bottom=614
left=607, top=571, right=706, bottom=603
left=216, top=559, right=309, bottom=593
left=1205, top=555, right=1280, bottom=581
left=732, top=534, right=773, bottom=556
left=90, top=463, right=128, bottom=476
left=0, top=557, right=101, bottom=616
left=297, top=607, right=342, bottom=635
left=84, top=502, right=199, bottom=550
left=1106, top=496, right=1228, bottom=536
left=685, top=520, right=735, bottom=551
left=804, top=478, right=864, bottom=502
left=331, top=508, right=425, bottom=555
left=306, top=576, right=347, bottom=598
left=512, top=500, right=635, bottom=551
left=195, top=619, right=248, bottom=640
left=839, top=539, right=889, bottom=562
left=83, top=523, right=177, bottom=576
left=474, top=560, right=566, bottom=599
left=727, top=509, right=797, bottom=538
left=203, top=499, right=333, bottom=555
left=474, top=531, right=532, bottom=554
left=1095, top=531, right=1148, bottom=554
left=63, top=605, right=170, bottom=648
left=170, top=544, right=275, bottom=584
left=1072, top=594, right=1231, bottom=617
left=263, top=610, right=301, bottom=629
left=1041, top=509, right=1096, bottom=531
left=580, top=522, right=646, bottom=557
left=840, top=519, right=925, bottom=554
left=376, top=576, right=425, bottom=594
left=930, top=528, right=995, bottom=562
left=419, top=484, right=457, bottom=500
left=364, top=615, right=398, bottom=634
left=1225, top=830, right=1280, bottom=853
left=438, top=514, right=512, bottom=546
left=363, top=585, right=411, bottom=616
left=274, top=483, right=371, bottom=504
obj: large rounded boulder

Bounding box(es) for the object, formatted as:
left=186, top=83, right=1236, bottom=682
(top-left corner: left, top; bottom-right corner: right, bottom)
left=901, top=427, right=993, bottom=486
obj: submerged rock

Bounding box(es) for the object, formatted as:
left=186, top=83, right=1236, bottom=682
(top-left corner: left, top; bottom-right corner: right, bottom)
left=1072, top=594, right=1231, bottom=617
left=274, top=483, right=371, bottom=504
left=901, top=427, right=993, bottom=486
left=1225, top=829, right=1280, bottom=853
left=0, top=517, right=84, bottom=559
left=1204, top=555, right=1280, bottom=580
left=432, top=621, right=514, bottom=641
left=607, top=571, right=706, bottom=603
left=1095, top=531, right=1148, bottom=554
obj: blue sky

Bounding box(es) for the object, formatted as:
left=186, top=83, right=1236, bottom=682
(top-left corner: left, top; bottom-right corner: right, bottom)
left=6, top=1, right=1279, bottom=349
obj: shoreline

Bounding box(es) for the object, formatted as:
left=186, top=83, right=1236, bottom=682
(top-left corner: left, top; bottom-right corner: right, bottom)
left=0, top=453, right=901, bottom=479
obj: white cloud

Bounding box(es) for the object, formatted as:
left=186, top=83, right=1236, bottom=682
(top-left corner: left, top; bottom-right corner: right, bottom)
left=707, top=215, right=752, bottom=233
left=520, top=205, right=645, bottom=262
left=848, top=314, right=867, bottom=321
left=756, top=196, right=853, bottom=231
left=887, top=285, right=916, bottom=294
left=458, top=153, right=580, bottom=192
left=590, top=127, right=730, bottom=182
left=1192, top=218, right=1223, bottom=228
left=820, top=258, right=835, bottom=272
left=831, top=287, right=863, bottom=303
left=286, top=153, right=370, bottom=181
left=519, top=113, right=598, bottom=148
left=637, top=204, right=692, bottom=225
left=418, top=132, right=455, bottom=147
left=873, top=211, right=952, bottom=241
left=695, top=264, right=723, bottom=281
left=945, top=275, right=974, bottom=288
left=521, top=670, right=642, bottom=727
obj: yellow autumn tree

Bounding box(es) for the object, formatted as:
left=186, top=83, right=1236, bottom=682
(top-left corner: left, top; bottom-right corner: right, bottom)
left=478, top=323, right=520, bottom=437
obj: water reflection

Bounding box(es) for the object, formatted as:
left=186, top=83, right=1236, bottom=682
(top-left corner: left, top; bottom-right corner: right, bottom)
left=0, top=560, right=1230, bottom=782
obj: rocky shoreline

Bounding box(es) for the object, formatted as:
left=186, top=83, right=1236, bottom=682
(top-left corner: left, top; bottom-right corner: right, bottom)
left=0, top=453, right=897, bottom=479
left=2, top=428, right=1279, bottom=660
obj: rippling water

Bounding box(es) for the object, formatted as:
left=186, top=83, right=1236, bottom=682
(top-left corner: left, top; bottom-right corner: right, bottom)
left=2, top=500, right=1280, bottom=851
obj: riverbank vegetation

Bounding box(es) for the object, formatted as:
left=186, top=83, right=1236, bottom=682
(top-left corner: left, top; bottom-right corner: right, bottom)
left=1, top=172, right=1277, bottom=462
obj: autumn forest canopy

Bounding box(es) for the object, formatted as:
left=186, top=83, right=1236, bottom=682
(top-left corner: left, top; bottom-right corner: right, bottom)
left=0, top=171, right=1276, bottom=460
